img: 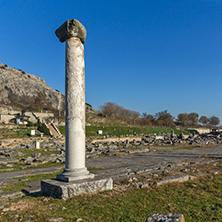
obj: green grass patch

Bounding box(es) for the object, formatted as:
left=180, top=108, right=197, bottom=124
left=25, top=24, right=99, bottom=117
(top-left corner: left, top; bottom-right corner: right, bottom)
left=1, top=167, right=98, bottom=193
left=20, top=148, right=61, bottom=158
left=0, top=148, right=63, bottom=172
left=1, top=170, right=63, bottom=193
left=88, top=126, right=193, bottom=138
left=0, top=161, right=63, bottom=173
left=156, top=145, right=211, bottom=152
left=59, top=125, right=193, bottom=138
left=0, top=125, right=40, bottom=139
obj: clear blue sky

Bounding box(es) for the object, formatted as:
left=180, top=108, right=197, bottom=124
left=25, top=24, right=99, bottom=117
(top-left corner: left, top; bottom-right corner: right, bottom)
left=0, top=0, right=222, bottom=120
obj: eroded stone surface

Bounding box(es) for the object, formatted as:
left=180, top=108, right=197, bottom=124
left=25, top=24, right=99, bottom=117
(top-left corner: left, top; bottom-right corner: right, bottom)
left=146, top=214, right=185, bottom=222
left=54, top=19, right=96, bottom=183
left=156, top=174, right=195, bottom=186
left=41, top=177, right=113, bottom=199
left=55, top=19, right=86, bottom=43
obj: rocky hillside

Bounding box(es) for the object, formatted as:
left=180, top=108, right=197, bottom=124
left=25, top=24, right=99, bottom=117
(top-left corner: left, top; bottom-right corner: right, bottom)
left=0, top=62, right=96, bottom=115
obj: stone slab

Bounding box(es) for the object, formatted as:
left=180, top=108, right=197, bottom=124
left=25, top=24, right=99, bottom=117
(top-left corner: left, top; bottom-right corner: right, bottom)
left=146, top=214, right=185, bottom=222
left=156, top=174, right=195, bottom=186
left=22, top=181, right=41, bottom=194
left=0, top=166, right=63, bottom=184
left=41, top=176, right=113, bottom=199
left=57, top=171, right=95, bottom=182
left=0, top=158, right=19, bottom=164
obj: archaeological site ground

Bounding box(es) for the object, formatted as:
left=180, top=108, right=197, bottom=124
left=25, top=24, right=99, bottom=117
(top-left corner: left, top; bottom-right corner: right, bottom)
left=0, top=111, right=222, bottom=221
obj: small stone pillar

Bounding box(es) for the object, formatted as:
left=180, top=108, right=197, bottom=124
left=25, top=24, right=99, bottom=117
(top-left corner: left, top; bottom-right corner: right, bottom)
left=171, top=130, right=174, bottom=139
left=35, top=141, right=40, bottom=149
left=55, top=19, right=94, bottom=182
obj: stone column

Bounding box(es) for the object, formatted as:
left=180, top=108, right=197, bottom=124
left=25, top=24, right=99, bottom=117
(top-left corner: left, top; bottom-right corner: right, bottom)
left=55, top=19, right=94, bottom=182
left=41, top=19, right=112, bottom=198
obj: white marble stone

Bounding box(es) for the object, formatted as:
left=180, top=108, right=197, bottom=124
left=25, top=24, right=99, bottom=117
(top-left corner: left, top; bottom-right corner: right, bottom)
left=56, top=32, right=94, bottom=182
left=41, top=19, right=112, bottom=197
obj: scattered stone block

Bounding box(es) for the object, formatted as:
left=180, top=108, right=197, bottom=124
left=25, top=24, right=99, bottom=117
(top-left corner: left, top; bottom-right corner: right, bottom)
left=31, top=130, right=35, bottom=136
left=11, top=215, right=19, bottom=219
left=22, top=181, right=41, bottom=194
left=98, top=130, right=103, bottom=135
left=0, top=191, right=24, bottom=200
left=31, top=153, right=41, bottom=159
left=156, top=174, right=195, bottom=186
left=155, top=136, right=164, bottom=140
left=35, top=141, right=40, bottom=149
left=49, top=218, right=65, bottom=222
left=6, top=151, right=24, bottom=157
left=146, top=214, right=185, bottom=222
left=0, top=158, right=19, bottom=164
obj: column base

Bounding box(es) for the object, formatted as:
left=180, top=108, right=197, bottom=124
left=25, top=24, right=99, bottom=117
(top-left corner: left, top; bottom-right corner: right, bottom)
left=41, top=177, right=113, bottom=199
left=56, top=167, right=95, bottom=182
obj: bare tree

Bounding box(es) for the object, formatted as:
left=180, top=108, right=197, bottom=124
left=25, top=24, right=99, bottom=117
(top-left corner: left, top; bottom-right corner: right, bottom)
left=155, top=110, right=174, bottom=127
left=177, top=113, right=189, bottom=126
left=99, top=102, right=140, bottom=125
left=188, top=112, right=199, bottom=126
left=141, top=112, right=155, bottom=126
left=199, top=116, right=209, bottom=126
left=99, top=102, right=119, bottom=117
left=208, top=116, right=220, bottom=127
left=128, top=110, right=140, bottom=125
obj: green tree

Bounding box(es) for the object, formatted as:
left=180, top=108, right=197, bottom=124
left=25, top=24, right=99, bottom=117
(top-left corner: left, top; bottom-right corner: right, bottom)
left=37, top=123, right=50, bottom=136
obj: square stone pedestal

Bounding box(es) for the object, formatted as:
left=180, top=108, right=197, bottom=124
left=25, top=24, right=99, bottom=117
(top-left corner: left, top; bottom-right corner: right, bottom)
left=41, top=176, right=113, bottom=199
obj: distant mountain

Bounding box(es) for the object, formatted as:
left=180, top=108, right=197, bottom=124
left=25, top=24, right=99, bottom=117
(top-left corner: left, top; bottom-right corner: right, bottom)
left=0, top=62, right=96, bottom=115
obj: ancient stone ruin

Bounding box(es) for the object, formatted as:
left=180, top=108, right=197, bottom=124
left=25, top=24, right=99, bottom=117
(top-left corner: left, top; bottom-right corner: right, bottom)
left=41, top=19, right=113, bottom=199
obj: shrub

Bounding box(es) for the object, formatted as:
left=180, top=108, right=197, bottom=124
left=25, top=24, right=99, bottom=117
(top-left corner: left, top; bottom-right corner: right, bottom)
left=37, top=123, right=50, bottom=136
left=27, top=121, right=35, bottom=127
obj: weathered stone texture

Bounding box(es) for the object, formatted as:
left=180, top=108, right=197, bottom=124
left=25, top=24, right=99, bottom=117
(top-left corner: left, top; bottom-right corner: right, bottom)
left=41, top=18, right=112, bottom=197
left=41, top=177, right=113, bottom=199
left=55, top=19, right=86, bottom=43
left=146, top=214, right=185, bottom=222
left=156, top=174, right=195, bottom=186
left=0, top=62, right=96, bottom=114
left=0, top=62, right=64, bottom=111
left=54, top=19, right=96, bottom=182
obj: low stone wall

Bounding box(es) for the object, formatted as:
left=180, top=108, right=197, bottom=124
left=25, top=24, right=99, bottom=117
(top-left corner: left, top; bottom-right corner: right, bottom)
left=0, top=110, right=55, bottom=124
left=26, top=112, right=54, bottom=123
left=91, top=136, right=142, bottom=144
left=191, top=128, right=211, bottom=134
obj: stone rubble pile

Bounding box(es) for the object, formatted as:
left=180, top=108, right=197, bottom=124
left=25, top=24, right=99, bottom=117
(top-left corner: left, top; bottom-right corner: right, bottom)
left=0, top=138, right=65, bottom=169
left=86, top=132, right=222, bottom=157
left=0, top=132, right=221, bottom=169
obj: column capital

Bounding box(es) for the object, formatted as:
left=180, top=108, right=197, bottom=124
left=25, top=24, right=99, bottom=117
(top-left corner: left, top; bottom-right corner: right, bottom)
left=55, top=19, right=86, bottom=44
